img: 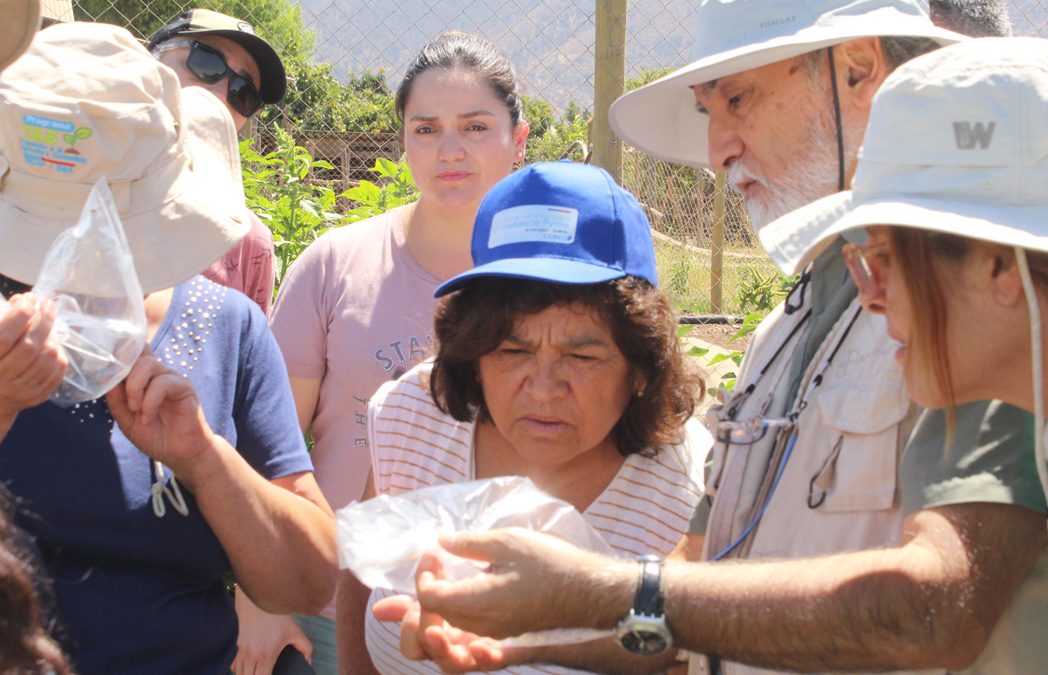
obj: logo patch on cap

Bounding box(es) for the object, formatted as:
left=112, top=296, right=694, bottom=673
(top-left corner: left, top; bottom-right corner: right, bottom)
left=20, top=115, right=91, bottom=174
left=953, top=121, right=995, bottom=150
left=488, top=205, right=578, bottom=248
left=237, top=21, right=255, bottom=34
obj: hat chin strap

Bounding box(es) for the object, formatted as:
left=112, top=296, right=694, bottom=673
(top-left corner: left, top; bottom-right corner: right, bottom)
left=826, top=47, right=846, bottom=192
left=1016, top=247, right=1048, bottom=520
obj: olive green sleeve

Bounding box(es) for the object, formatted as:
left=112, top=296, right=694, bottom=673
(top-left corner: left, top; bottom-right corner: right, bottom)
left=900, top=400, right=1044, bottom=516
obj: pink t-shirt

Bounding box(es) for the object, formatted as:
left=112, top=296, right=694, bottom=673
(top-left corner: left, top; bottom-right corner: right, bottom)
left=270, top=205, right=440, bottom=513
left=202, top=210, right=276, bottom=316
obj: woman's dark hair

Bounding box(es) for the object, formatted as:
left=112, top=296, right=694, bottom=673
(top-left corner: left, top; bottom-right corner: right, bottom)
left=0, top=487, right=71, bottom=675
left=395, top=31, right=524, bottom=131
left=430, top=277, right=704, bottom=457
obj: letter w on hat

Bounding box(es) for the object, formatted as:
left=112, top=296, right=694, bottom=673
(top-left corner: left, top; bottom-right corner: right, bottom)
left=953, top=121, right=996, bottom=150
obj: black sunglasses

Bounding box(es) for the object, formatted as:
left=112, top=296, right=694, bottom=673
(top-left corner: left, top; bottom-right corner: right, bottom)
left=157, top=40, right=263, bottom=119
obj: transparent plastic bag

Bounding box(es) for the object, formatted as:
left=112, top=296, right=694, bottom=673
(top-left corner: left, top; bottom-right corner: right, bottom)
left=337, top=475, right=613, bottom=647
left=33, top=178, right=147, bottom=406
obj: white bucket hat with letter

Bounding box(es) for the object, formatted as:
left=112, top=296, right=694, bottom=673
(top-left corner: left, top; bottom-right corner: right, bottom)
left=609, top=0, right=963, bottom=168
left=0, top=21, right=250, bottom=293
left=0, top=0, right=40, bottom=72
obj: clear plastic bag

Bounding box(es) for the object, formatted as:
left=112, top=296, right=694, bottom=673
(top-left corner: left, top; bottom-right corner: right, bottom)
left=337, top=475, right=613, bottom=647
left=33, top=178, right=147, bottom=406
left=337, top=475, right=614, bottom=592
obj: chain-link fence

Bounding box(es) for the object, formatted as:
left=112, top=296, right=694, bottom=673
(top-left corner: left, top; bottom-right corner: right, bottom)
left=63, top=0, right=1048, bottom=320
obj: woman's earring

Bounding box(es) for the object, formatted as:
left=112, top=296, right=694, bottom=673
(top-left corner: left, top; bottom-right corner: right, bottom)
left=636, top=386, right=645, bottom=398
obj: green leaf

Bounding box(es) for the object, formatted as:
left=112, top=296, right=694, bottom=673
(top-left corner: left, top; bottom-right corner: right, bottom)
left=343, top=181, right=382, bottom=204
left=373, top=157, right=398, bottom=178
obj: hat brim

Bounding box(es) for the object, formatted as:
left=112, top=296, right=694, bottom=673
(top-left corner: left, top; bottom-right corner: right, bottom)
left=760, top=191, right=1048, bottom=276
left=172, top=28, right=286, bottom=103
left=0, top=166, right=249, bottom=294
left=0, top=0, right=40, bottom=73
left=0, top=86, right=250, bottom=294
left=434, top=258, right=627, bottom=298
left=609, top=17, right=963, bottom=168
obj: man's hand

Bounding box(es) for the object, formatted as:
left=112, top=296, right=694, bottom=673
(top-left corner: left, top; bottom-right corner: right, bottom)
left=372, top=554, right=529, bottom=672
left=412, top=528, right=632, bottom=640
left=0, top=294, right=67, bottom=426
left=106, top=348, right=216, bottom=485
left=233, top=588, right=313, bottom=675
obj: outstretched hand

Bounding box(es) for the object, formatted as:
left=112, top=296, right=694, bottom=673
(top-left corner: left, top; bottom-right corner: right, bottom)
left=372, top=552, right=528, bottom=672
left=412, top=528, right=616, bottom=639
left=106, top=348, right=215, bottom=483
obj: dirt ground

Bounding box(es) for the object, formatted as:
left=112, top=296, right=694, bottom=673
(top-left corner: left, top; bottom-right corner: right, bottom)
left=683, top=321, right=753, bottom=351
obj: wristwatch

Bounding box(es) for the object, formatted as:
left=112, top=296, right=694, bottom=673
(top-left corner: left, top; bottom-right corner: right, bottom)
left=616, top=554, right=673, bottom=655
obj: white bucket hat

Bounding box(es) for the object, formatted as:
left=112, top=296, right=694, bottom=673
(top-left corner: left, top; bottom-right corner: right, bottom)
left=609, top=0, right=963, bottom=168
left=0, top=0, right=40, bottom=73
left=759, top=36, right=1048, bottom=276
left=0, top=22, right=250, bottom=293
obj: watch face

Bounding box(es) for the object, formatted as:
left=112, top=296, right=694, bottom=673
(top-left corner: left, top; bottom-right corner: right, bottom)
left=621, top=629, right=669, bottom=655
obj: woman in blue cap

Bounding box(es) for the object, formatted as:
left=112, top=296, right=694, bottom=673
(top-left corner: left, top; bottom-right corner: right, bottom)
left=337, top=161, right=712, bottom=674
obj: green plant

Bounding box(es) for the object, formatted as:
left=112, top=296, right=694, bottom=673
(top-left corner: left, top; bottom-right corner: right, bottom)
left=736, top=269, right=798, bottom=313
left=342, top=157, right=418, bottom=223
left=242, top=131, right=419, bottom=289
left=240, top=127, right=345, bottom=287
left=667, top=255, right=692, bottom=300
left=524, top=100, right=590, bottom=164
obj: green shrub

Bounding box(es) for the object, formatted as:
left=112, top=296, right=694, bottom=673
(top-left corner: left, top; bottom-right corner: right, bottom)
left=240, top=127, right=345, bottom=287
left=241, top=128, right=418, bottom=290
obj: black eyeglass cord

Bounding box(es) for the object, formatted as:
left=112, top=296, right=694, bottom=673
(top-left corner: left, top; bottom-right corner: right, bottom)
left=826, top=47, right=846, bottom=191
left=727, top=306, right=812, bottom=421
left=784, top=268, right=812, bottom=316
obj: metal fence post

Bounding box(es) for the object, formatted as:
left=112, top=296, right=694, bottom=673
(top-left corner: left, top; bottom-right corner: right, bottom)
left=592, top=0, right=627, bottom=183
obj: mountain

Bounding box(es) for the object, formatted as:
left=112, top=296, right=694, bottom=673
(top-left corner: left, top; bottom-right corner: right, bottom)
left=295, top=1, right=1047, bottom=111
left=297, top=0, right=697, bottom=111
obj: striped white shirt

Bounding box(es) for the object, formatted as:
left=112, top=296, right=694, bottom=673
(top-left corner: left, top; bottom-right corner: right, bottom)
left=363, top=361, right=710, bottom=674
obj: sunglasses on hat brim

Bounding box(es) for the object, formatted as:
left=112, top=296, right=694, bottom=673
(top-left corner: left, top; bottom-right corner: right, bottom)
left=153, top=39, right=263, bottom=119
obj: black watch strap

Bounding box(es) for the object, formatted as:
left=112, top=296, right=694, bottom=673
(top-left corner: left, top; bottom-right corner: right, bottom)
left=633, top=555, right=664, bottom=616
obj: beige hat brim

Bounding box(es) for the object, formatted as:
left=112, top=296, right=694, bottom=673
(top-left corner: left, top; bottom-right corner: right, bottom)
left=0, top=86, right=250, bottom=293
left=609, top=13, right=964, bottom=168
left=760, top=190, right=1048, bottom=276
left=0, top=0, right=41, bottom=73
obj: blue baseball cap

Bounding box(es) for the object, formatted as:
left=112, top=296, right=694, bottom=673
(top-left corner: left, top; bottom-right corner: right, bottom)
left=434, top=161, right=659, bottom=298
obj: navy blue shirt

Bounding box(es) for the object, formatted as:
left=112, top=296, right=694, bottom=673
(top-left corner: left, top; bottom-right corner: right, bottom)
left=0, top=277, right=312, bottom=674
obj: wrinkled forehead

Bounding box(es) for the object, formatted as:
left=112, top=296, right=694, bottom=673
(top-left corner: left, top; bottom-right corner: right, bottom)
left=691, top=52, right=817, bottom=101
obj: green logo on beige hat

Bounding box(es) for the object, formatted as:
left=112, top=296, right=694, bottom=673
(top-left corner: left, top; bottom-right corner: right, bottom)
left=63, top=126, right=93, bottom=150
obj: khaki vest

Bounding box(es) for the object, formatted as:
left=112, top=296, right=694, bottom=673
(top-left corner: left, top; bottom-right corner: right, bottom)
left=695, top=294, right=934, bottom=675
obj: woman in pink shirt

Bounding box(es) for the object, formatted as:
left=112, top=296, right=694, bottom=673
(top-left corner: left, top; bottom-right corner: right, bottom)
left=235, top=31, right=530, bottom=675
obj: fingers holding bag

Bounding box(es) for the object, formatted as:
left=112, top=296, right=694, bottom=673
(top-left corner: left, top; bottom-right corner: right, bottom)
left=0, top=293, right=68, bottom=421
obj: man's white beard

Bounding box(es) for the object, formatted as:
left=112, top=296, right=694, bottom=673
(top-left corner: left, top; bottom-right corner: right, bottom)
left=730, top=87, right=860, bottom=232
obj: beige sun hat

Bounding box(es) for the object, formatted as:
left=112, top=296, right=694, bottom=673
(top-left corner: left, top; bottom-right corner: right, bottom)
left=0, top=21, right=250, bottom=294
left=0, top=0, right=40, bottom=73
left=758, top=36, right=1048, bottom=276
left=609, top=0, right=964, bottom=168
